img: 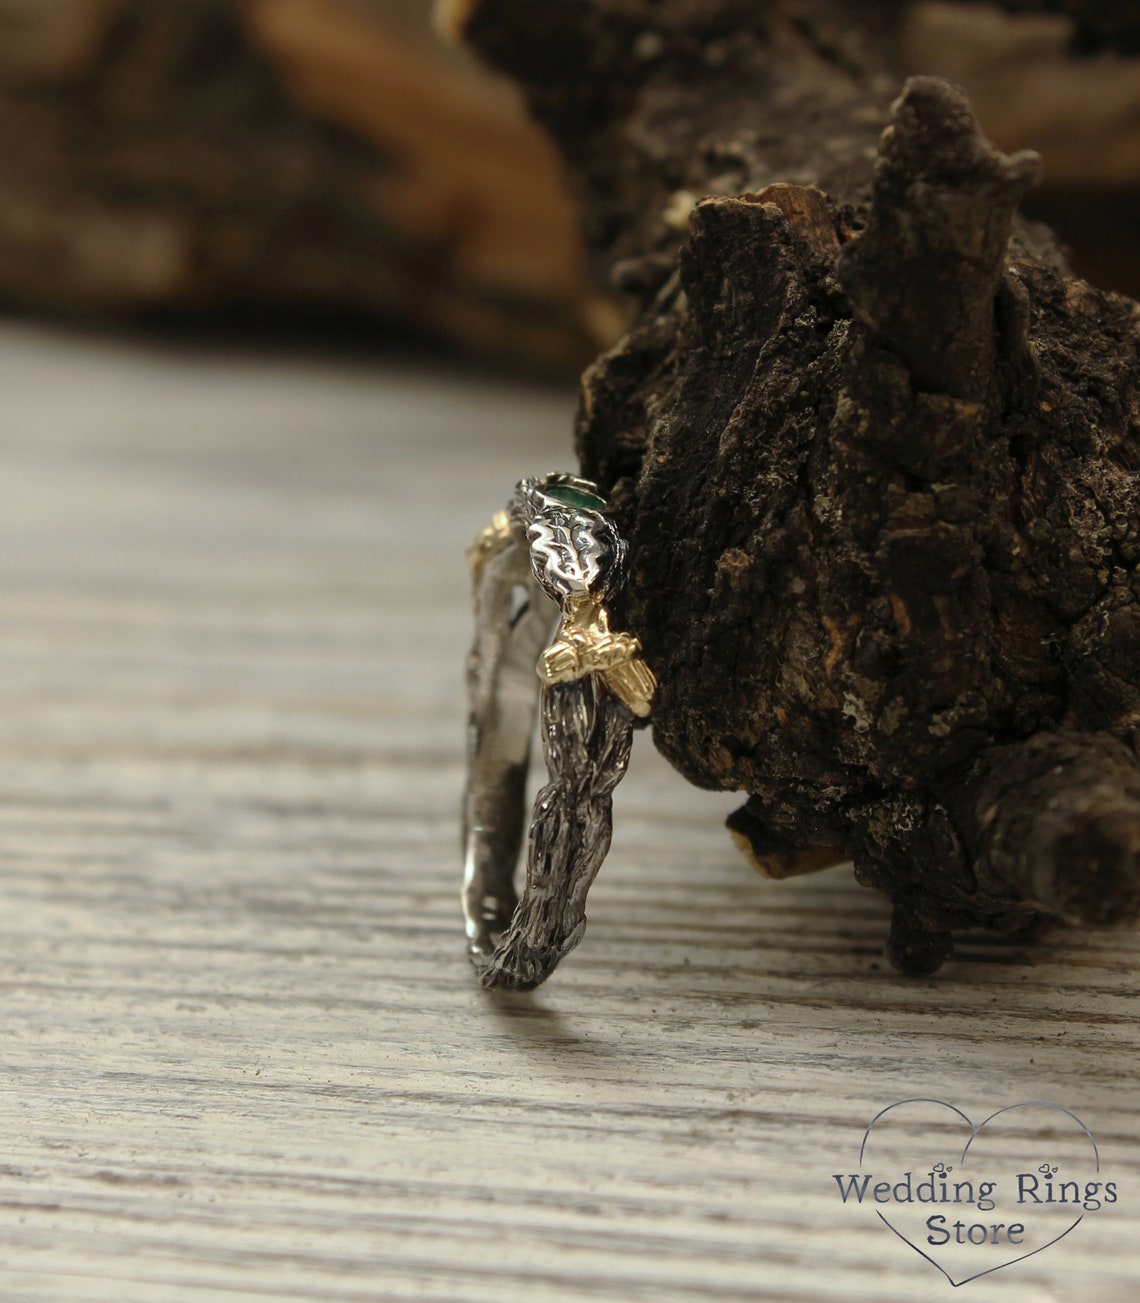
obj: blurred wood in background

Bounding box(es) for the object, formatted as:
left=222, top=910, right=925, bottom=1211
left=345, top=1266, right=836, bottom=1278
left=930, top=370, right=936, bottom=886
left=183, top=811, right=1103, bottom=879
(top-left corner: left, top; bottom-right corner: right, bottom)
left=0, top=0, right=1136, bottom=373
left=904, top=2, right=1140, bottom=299
left=0, top=0, right=612, bottom=371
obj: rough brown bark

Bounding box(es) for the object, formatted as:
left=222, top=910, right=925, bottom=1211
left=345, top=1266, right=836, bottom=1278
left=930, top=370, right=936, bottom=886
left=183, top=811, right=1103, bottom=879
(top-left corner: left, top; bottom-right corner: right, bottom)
left=455, top=0, right=1140, bottom=972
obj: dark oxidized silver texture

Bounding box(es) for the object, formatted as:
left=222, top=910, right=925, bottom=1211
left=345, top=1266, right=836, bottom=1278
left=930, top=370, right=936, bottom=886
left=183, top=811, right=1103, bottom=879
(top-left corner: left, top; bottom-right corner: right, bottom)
left=462, top=474, right=654, bottom=990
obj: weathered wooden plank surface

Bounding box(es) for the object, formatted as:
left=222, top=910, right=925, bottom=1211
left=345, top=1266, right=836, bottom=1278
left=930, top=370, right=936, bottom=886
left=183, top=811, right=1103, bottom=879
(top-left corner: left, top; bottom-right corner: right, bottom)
left=0, top=322, right=1136, bottom=1302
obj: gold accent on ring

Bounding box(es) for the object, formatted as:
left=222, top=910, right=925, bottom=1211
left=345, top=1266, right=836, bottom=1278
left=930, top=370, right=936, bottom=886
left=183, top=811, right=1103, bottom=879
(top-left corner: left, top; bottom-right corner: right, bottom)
left=467, top=510, right=513, bottom=583
left=539, top=595, right=657, bottom=718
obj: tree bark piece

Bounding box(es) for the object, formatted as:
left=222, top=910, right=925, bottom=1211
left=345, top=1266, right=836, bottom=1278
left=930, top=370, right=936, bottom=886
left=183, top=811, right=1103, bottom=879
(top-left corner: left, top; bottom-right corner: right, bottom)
left=457, top=0, right=1140, bottom=973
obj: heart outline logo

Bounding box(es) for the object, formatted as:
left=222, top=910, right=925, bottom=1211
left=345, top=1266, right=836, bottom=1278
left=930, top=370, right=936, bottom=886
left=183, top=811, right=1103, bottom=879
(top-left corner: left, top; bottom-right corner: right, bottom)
left=860, top=1099, right=1099, bottom=1288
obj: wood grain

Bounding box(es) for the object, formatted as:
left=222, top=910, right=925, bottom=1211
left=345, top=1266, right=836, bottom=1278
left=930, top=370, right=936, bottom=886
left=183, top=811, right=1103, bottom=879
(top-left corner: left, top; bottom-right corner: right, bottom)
left=0, top=324, right=1137, bottom=1301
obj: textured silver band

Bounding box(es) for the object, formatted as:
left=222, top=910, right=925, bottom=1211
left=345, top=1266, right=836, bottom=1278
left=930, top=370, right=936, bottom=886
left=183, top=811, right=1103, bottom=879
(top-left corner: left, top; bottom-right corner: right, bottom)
left=462, top=475, right=648, bottom=990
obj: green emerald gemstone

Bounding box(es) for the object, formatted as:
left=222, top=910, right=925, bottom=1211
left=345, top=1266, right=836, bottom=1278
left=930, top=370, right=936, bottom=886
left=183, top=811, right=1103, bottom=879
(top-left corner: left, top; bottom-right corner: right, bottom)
left=544, top=483, right=607, bottom=511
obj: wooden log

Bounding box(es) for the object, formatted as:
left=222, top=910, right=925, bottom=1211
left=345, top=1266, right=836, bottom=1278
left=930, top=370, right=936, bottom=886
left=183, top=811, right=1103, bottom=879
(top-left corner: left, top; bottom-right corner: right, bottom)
left=455, top=0, right=1140, bottom=973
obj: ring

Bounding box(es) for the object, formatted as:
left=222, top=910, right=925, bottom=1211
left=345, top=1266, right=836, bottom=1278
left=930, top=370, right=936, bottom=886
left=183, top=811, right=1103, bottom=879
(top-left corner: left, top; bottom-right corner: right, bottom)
left=462, top=473, right=657, bottom=989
